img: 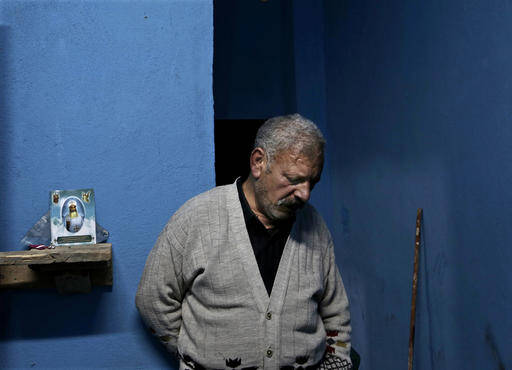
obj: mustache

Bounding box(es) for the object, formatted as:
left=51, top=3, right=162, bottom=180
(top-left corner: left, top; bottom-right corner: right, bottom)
left=276, top=197, right=305, bottom=210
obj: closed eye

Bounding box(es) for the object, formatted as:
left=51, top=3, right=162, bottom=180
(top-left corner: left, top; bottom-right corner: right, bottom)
left=285, top=175, right=321, bottom=189
left=285, top=175, right=305, bottom=185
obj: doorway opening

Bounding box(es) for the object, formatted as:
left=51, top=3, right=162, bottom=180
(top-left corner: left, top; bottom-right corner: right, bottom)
left=214, top=119, right=265, bottom=186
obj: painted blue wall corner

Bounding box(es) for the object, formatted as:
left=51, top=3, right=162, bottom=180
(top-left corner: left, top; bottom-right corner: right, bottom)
left=0, top=1, right=213, bottom=369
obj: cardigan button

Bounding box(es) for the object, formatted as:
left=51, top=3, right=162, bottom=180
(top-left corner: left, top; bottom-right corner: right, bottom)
left=266, top=349, right=273, bottom=358
left=266, top=312, right=272, bottom=320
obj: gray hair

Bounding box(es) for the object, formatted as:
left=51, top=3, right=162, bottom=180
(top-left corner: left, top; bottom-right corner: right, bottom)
left=254, top=113, right=325, bottom=165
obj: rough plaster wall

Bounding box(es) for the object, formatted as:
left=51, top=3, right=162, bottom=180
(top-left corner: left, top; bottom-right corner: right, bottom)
left=0, top=1, right=213, bottom=368
left=324, top=0, right=511, bottom=369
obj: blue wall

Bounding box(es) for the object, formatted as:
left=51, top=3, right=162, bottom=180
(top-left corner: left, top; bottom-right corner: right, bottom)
left=324, top=1, right=511, bottom=369
left=213, top=0, right=296, bottom=119
left=0, top=1, right=214, bottom=368
left=4, top=0, right=511, bottom=368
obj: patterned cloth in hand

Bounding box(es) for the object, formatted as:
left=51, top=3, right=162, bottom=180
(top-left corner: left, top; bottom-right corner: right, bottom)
left=318, top=354, right=352, bottom=370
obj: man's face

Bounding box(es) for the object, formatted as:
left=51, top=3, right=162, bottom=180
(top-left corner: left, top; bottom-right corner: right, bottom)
left=253, top=148, right=323, bottom=224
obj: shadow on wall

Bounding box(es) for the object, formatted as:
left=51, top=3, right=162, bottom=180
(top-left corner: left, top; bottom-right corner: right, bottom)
left=213, top=0, right=297, bottom=119
left=0, top=288, right=114, bottom=340
left=135, top=315, right=179, bottom=368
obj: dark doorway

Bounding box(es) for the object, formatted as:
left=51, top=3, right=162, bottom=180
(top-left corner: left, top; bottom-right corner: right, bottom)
left=214, top=119, right=265, bottom=186
left=213, top=0, right=296, bottom=186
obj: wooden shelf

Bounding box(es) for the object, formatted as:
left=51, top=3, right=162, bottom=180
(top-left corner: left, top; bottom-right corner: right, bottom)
left=0, top=243, right=112, bottom=294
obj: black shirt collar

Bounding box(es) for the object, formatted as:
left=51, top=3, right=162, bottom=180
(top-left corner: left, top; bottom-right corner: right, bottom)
left=236, top=178, right=294, bottom=234
left=235, top=177, right=294, bottom=296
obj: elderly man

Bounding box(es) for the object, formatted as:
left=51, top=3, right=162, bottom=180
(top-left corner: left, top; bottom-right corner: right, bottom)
left=136, top=114, right=352, bottom=369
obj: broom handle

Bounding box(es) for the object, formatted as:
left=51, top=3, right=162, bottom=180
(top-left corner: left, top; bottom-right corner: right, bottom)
left=408, top=208, right=422, bottom=370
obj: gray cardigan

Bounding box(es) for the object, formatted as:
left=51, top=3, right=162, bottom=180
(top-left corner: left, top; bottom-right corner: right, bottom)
left=136, top=183, right=351, bottom=369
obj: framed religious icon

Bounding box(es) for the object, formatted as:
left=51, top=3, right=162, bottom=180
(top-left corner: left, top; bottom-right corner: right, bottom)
left=50, top=188, right=97, bottom=246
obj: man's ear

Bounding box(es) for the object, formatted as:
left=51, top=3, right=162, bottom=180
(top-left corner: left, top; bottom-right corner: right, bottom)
left=249, top=148, right=267, bottom=179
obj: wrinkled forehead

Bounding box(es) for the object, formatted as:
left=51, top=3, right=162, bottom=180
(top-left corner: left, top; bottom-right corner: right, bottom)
left=274, top=147, right=324, bottom=169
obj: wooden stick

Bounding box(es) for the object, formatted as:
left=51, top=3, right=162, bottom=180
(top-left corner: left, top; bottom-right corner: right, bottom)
left=408, top=209, right=422, bottom=370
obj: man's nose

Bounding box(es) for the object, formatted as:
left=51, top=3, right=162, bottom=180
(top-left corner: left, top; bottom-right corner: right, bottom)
left=294, top=182, right=311, bottom=203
